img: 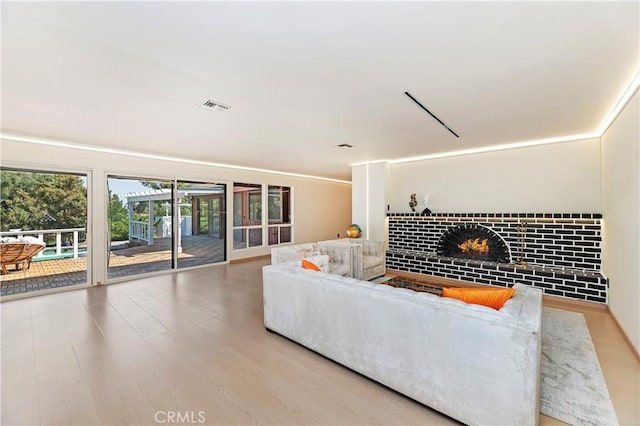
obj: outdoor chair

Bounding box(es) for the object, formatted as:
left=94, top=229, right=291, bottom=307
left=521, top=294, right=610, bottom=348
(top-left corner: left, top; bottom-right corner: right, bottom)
left=0, top=237, right=46, bottom=275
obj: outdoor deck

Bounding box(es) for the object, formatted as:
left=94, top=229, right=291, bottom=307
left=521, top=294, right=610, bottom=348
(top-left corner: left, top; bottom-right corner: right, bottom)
left=0, top=236, right=225, bottom=297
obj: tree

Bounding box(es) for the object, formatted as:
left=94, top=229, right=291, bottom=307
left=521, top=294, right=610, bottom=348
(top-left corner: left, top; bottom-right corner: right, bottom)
left=108, top=192, right=129, bottom=241
left=1, top=171, right=87, bottom=238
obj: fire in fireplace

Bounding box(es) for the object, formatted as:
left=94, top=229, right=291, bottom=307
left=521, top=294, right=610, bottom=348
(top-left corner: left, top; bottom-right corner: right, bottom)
left=458, top=238, right=489, bottom=254
left=436, top=224, right=511, bottom=263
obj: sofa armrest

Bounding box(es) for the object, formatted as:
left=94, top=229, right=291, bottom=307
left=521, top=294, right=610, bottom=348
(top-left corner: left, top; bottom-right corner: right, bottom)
left=358, top=240, right=384, bottom=257
left=270, top=243, right=316, bottom=265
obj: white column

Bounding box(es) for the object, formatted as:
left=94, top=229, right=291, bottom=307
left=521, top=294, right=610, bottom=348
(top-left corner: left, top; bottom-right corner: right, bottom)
left=128, top=201, right=134, bottom=240
left=148, top=200, right=154, bottom=245
left=177, top=197, right=182, bottom=253
left=73, top=231, right=79, bottom=258
left=56, top=232, right=62, bottom=255
left=351, top=162, right=390, bottom=242
left=352, top=164, right=368, bottom=238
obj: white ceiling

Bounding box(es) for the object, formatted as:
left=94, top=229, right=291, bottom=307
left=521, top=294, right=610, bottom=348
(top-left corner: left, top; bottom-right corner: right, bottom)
left=2, top=1, right=638, bottom=181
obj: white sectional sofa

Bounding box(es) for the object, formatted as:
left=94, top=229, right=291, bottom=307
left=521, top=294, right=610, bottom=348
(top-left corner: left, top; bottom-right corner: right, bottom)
left=262, top=262, right=542, bottom=426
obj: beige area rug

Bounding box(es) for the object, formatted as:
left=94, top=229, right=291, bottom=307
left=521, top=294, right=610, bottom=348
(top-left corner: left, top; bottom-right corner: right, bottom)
left=541, top=307, right=618, bottom=426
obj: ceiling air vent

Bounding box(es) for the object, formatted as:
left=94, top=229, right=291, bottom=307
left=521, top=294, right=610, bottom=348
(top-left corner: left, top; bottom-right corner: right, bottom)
left=200, top=99, right=231, bottom=112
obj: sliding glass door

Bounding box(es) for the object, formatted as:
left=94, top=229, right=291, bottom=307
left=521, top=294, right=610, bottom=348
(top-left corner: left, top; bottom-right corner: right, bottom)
left=106, top=176, right=227, bottom=280
left=1, top=168, right=89, bottom=297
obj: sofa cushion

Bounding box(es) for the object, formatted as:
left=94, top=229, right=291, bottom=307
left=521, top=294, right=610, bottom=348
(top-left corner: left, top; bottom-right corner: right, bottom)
left=301, top=255, right=330, bottom=273
left=295, top=248, right=314, bottom=259
left=363, top=255, right=383, bottom=269
left=443, top=286, right=516, bottom=310
left=329, top=263, right=350, bottom=276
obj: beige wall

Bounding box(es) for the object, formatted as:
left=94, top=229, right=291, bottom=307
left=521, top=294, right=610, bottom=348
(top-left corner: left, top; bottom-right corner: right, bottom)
left=601, top=90, right=640, bottom=353
left=387, top=138, right=602, bottom=213
left=0, top=138, right=352, bottom=284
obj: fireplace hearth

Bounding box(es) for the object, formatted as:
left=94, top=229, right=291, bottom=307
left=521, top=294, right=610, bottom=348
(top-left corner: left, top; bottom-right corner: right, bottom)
left=386, top=212, right=608, bottom=304
left=436, top=224, right=510, bottom=263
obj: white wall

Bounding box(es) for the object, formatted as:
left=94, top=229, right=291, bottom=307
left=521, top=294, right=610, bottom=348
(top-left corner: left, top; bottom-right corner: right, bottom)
left=351, top=162, right=389, bottom=241
left=387, top=138, right=602, bottom=213
left=601, top=90, right=640, bottom=353
left=351, top=164, right=368, bottom=237
left=0, top=138, right=352, bottom=284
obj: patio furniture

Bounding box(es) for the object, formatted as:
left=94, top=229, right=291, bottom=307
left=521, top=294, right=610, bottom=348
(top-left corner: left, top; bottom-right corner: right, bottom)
left=0, top=237, right=46, bottom=275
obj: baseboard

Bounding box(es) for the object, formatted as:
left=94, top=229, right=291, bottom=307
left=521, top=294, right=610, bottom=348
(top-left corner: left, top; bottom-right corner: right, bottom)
left=386, top=269, right=608, bottom=310
left=541, top=293, right=608, bottom=311
left=608, top=309, right=640, bottom=364
left=230, top=254, right=270, bottom=264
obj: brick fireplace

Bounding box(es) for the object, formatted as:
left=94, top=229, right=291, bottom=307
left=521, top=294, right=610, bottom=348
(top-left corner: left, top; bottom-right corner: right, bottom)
left=386, top=212, right=607, bottom=303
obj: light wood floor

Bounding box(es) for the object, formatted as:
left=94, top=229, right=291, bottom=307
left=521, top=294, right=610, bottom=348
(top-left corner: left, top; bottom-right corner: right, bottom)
left=1, top=257, right=638, bottom=425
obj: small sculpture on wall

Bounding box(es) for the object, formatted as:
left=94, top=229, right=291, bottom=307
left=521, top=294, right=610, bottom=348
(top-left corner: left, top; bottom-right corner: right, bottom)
left=421, top=195, right=432, bottom=216
left=409, top=194, right=417, bottom=212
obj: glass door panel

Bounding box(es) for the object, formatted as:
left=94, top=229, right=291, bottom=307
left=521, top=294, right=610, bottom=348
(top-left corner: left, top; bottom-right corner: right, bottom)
left=107, top=177, right=174, bottom=279
left=176, top=181, right=226, bottom=268
left=1, top=168, right=88, bottom=297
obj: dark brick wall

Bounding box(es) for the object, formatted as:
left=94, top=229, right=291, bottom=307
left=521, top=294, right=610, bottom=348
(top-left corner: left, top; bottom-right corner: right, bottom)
left=386, top=213, right=608, bottom=304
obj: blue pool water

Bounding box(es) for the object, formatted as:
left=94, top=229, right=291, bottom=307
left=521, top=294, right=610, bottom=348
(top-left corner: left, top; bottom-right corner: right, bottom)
left=33, top=247, right=88, bottom=261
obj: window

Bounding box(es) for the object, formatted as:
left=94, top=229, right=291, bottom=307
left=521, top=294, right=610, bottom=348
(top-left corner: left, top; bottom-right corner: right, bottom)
left=268, top=185, right=292, bottom=245
left=233, top=183, right=293, bottom=250
left=233, top=183, right=263, bottom=249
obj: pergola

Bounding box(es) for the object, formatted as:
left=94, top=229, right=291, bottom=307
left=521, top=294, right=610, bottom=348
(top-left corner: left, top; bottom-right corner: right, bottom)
left=123, top=187, right=223, bottom=251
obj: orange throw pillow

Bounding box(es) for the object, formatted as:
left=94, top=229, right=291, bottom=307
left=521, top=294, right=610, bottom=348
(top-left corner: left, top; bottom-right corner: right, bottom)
left=442, top=287, right=516, bottom=310
left=301, top=258, right=321, bottom=272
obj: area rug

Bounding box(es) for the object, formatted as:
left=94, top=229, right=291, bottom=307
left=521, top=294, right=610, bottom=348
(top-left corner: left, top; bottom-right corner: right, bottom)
left=541, top=307, right=618, bottom=426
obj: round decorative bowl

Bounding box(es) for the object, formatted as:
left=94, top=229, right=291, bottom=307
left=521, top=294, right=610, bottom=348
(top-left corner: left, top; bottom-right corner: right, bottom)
left=346, top=224, right=362, bottom=238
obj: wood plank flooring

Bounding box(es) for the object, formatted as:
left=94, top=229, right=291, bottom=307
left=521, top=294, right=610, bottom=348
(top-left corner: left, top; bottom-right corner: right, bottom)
left=1, top=258, right=638, bottom=425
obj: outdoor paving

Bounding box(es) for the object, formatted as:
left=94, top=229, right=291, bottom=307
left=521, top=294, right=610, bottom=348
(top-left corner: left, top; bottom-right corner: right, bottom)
left=1, top=235, right=225, bottom=296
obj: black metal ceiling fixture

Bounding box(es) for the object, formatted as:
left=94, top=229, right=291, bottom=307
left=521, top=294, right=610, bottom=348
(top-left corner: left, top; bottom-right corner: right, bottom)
left=404, top=91, right=459, bottom=138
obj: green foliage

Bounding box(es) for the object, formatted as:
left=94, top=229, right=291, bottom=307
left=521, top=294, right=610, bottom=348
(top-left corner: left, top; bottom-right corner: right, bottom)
left=140, top=181, right=190, bottom=190
left=108, top=192, right=129, bottom=241
left=1, top=171, right=87, bottom=235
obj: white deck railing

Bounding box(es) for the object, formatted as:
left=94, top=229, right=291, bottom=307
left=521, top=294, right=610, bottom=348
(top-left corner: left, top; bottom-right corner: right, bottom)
left=129, top=220, right=153, bottom=244
left=0, top=227, right=85, bottom=259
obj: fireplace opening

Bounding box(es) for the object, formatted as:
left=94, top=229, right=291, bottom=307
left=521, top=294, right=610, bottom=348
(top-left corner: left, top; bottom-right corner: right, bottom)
left=436, top=224, right=511, bottom=263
